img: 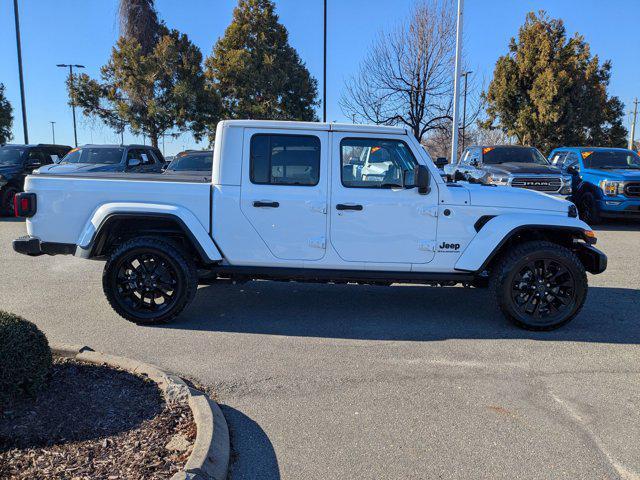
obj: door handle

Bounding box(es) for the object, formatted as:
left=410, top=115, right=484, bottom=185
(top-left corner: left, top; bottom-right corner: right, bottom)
left=253, top=201, right=280, bottom=208
left=336, top=203, right=363, bottom=211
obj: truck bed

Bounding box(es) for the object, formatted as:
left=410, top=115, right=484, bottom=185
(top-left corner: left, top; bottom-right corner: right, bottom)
left=25, top=173, right=212, bottom=246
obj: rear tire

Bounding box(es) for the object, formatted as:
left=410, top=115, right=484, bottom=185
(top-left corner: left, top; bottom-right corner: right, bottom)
left=1, top=187, right=18, bottom=216
left=102, top=236, right=198, bottom=324
left=490, top=241, right=587, bottom=331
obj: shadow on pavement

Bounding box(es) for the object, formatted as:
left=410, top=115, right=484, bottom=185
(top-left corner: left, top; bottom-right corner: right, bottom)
left=163, top=283, right=640, bottom=345
left=592, top=219, right=640, bottom=232
left=0, top=217, right=24, bottom=223
left=221, top=405, right=280, bottom=480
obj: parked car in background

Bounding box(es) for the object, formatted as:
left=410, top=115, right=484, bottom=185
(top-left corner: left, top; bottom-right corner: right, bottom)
left=448, top=145, right=572, bottom=197
left=0, top=143, right=72, bottom=215
left=164, top=150, right=213, bottom=176
left=36, top=144, right=165, bottom=175
left=549, top=147, right=640, bottom=223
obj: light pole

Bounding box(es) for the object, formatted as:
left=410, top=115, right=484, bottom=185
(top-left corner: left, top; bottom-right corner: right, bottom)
left=629, top=98, right=638, bottom=151
left=56, top=64, right=85, bottom=147
left=13, top=0, right=28, bottom=143
left=449, top=0, right=464, bottom=163
left=50, top=121, right=56, bottom=143
left=322, top=0, right=327, bottom=123
left=461, top=70, right=472, bottom=151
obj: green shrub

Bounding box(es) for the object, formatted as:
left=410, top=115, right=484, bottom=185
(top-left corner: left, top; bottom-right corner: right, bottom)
left=0, top=311, right=52, bottom=405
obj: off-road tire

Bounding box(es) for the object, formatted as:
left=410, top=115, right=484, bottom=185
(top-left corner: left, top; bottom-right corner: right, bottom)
left=102, top=236, right=198, bottom=324
left=490, top=241, right=588, bottom=331
left=1, top=186, right=18, bottom=216
left=578, top=192, right=601, bottom=225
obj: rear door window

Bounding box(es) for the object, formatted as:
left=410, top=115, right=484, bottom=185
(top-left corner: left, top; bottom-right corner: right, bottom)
left=250, top=134, right=320, bottom=186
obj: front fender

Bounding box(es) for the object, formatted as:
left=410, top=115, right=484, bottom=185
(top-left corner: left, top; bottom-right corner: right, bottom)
left=454, top=213, right=591, bottom=272
left=76, top=202, right=222, bottom=262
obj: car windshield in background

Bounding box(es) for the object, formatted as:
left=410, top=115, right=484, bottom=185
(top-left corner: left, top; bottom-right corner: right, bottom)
left=582, top=150, right=640, bottom=169
left=62, top=148, right=124, bottom=165
left=167, top=153, right=213, bottom=171
left=0, top=147, right=26, bottom=165
left=483, top=147, right=549, bottom=165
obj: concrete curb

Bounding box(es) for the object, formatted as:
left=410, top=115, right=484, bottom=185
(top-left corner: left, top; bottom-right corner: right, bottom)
left=51, top=344, right=229, bottom=480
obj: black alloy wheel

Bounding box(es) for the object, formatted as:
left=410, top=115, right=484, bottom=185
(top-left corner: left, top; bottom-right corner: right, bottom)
left=114, top=251, right=181, bottom=317
left=103, top=237, right=197, bottom=324
left=510, top=258, right=576, bottom=326
left=491, top=241, right=587, bottom=331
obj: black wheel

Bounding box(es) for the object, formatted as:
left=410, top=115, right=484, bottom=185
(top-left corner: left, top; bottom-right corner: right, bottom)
left=578, top=192, right=601, bottom=225
left=103, top=237, right=197, bottom=324
left=490, top=241, right=587, bottom=331
left=1, top=187, right=18, bottom=216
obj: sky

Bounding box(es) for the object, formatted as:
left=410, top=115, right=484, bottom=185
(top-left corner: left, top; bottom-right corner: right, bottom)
left=1, top=0, right=639, bottom=156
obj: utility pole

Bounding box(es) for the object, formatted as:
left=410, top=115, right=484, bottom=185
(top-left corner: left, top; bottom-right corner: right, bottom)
left=50, top=121, right=56, bottom=143
left=56, top=64, right=85, bottom=147
left=13, top=0, right=28, bottom=144
left=461, top=70, right=472, bottom=151
left=449, top=0, right=464, bottom=163
left=629, top=98, right=638, bottom=151
left=322, top=0, right=327, bottom=123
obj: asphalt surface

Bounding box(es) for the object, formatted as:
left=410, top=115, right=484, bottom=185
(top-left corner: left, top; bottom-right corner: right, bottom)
left=1, top=218, right=639, bottom=479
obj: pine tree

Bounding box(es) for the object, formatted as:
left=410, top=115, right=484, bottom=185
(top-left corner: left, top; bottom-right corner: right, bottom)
left=0, top=84, right=13, bottom=145
left=482, top=11, right=627, bottom=153
left=73, top=3, right=219, bottom=147
left=205, top=0, right=318, bottom=127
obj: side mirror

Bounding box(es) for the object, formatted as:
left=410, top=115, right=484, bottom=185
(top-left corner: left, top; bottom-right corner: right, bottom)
left=566, top=164, right=579, bottom=174
left=128, top=158, right=142, bottom=168
left=434, top=157, right=448, bottom=168
left=415, top=165, right=430, bottom=195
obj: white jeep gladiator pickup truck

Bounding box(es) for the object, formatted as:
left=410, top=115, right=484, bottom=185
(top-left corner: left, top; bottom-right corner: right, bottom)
left=13, top=120, right=606, bottom=330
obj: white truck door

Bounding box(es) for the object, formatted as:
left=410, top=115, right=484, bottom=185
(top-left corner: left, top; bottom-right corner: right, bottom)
left=330, top=133, right=437, bottom=264
left=240, top=128, right=329, bottom=261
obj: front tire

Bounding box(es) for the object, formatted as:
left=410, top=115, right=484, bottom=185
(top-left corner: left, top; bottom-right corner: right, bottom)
left=490, top=241, right=587, bottom=331
left=578, top=192, right=602, bottom=225
left=102, top=237, right=198, bottom=324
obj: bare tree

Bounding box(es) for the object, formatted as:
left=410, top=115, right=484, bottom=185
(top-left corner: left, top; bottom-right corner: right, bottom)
left=341, top=0, right=461, bottom=141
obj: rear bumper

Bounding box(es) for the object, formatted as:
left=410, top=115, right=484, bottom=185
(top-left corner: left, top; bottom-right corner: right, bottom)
left=13, top=235, right=76, bottom=257
left=575, top=243, right=607, bottom=274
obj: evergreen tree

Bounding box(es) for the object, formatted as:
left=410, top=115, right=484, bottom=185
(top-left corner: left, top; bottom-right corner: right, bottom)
left=73, top=5, right=219, bottom=147
left=482, top=11, right=627, bottom=152
left=205, top=0, right=318, bottom=128
left=0, top=84, right=13, bottom=145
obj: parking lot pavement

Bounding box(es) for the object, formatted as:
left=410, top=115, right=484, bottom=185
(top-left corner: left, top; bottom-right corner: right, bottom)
left=1, top=218, right=639, bottom=479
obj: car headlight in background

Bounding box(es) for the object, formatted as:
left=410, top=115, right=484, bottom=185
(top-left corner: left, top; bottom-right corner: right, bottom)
left=486, top=175, right=509, bottom=186
left=599, top=180, right=623, bottom=196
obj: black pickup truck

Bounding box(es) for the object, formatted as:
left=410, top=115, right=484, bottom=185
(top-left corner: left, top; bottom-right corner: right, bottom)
left=0, top=144, right=72, bottom=215
left=449, top=145, right=573, bottom=198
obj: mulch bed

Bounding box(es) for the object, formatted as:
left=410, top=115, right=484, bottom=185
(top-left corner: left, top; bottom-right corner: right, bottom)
left=0, top=358, right=196, bottom=479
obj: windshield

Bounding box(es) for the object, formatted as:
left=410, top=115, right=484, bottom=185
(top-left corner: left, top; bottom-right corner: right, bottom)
left=0, top=148, right=26, bottom=166
left=167, top=153, right=213, bottom=172
left=582, top=150, right=640, bottom=169
left=62, top=147, right=124, bottom=165
left=483, top=147, right=549, bottom=165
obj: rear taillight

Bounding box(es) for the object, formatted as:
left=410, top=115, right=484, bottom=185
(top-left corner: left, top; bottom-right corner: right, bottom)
left=14, top=192, right=37, bottom=218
